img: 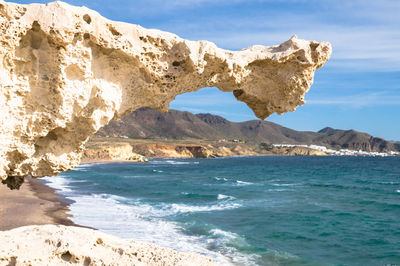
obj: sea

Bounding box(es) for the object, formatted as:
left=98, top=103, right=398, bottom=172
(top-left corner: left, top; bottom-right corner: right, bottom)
left=42, top=156, right=400, bottom=266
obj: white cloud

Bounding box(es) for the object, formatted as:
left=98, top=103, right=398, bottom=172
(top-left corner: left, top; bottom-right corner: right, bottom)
left=306, top=92, right=400, bottom=108
left=141, top=0, right=400, bottom=72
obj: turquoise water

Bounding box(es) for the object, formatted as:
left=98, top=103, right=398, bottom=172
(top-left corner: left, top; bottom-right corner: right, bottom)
left=43, top=156, right=400, bottom=265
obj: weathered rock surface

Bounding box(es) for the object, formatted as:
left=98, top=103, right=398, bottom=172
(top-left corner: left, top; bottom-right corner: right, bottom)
left=0, top=0, right=331, bottom=186
left=82, top=142, right=147, bottom=162
left=130, top=143, right=217, bottom=158
left=0, top=224, right=216, bottom=265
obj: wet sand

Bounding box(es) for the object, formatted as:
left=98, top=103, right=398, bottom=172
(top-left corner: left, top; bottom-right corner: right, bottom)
left=0, top=176, right=76, bottom=231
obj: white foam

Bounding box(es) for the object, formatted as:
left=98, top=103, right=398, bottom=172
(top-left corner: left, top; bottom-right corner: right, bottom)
left=267, top=188, right=288, bottom=192
left=217, top=194, right=235, bottom=200
left=64, top=193, right=235, bottom=265
left=166, top=202, right=241, bottom=214
left=396, top=190, right=400, bottom=193
left=379, top=181, right=399, bottom=185
left=236, top=180, right=254, bottom=185
left=271, top=183, right=297, bottom=187
left=214, top=177, right=228, bottom=181
left=151, top=160, right=196, bottom=165
left=165, top=160, right=191, bottom=165
left=45, top=176, right=256, bottom=265
left=211, top=228, right=237, bottom=239
left=42, top=175, right=73, bottom=193
left=71, top=164, right=101, bottom=171
left=209, top=228, right=260, bottom=266
left=152, top=169, right=164, bottom=173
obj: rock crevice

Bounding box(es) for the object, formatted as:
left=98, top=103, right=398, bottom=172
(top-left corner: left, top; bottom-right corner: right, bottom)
left=0, top=0, right=331, bottom=185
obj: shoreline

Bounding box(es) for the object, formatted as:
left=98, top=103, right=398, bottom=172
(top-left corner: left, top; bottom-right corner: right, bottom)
left=0, top=174, right=218, bottom=265
left=80, top=153, right=400, bottom=167
left=0, top=176, right=77, bottom=231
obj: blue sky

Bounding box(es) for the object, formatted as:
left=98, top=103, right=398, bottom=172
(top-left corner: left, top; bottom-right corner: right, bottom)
left=13, top=0, right=400, bottom=140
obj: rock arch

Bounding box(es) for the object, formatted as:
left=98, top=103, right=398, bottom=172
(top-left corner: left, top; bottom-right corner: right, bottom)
left=0, top=1, right=331, bottom=187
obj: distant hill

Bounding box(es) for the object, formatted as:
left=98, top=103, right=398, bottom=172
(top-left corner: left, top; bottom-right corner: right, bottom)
left=96, top=108, right=400, bottom=152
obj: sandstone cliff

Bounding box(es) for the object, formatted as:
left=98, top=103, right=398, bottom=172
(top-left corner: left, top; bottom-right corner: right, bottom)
left=82, top=142, right=147, bottom=163
left=0, top=0, right=331, bottom=187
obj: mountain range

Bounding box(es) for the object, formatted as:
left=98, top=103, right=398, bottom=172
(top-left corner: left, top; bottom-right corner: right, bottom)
left=96, top=108, right=400, bottom=152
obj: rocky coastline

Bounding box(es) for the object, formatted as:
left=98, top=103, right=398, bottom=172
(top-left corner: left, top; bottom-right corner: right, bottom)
left=81, top=137, right=399, bottom=164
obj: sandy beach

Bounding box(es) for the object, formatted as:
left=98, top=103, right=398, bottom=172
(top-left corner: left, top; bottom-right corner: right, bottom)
left=0, top=177, right=75, bottom=231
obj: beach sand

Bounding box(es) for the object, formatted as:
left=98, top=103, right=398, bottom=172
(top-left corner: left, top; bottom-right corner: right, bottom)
left=0, top=176, right=75, bottom=231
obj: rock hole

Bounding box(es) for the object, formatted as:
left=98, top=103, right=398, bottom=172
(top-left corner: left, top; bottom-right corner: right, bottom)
left=32, top=21, right=40, bottom=32
left=6, top=256, right=17, bottom=266
left=47, top=130, right=58, bottom=141
left=310, top=42, right=319, bottom=51
left=34, top=128, right=64, bottom=156
left=107, top=24, right=121, bottom=36
left=84, top=257, right=91, bottom=266
left=233, top=89, right=244, bottom=98
left=83, top=14, right=91, bottom=24
left=61, top=251, right=72, bottom=262
left=83, top=33, right=90, bottom=40
left=30, top=21, right=43, bottom=49
left=57, top=241, right=62, bottom=248
left=96, top=238, right=103, bottom=245
left=118, top=248, right=124, bottom=255
left=172, top=61, right=180, bottom=67
left=296, top=55, right=306, bottom=62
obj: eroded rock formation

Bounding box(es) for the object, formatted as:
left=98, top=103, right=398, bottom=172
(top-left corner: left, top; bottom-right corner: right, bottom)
left=0, top=224, right=216, bottom=265
left=0, top=0, right=331, bottom=187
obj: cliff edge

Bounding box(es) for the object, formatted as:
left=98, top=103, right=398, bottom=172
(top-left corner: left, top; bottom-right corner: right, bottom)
left=0, top=1, right=331, bottom=187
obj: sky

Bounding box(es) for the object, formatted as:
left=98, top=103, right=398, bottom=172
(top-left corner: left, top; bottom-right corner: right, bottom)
left=12, top=0, right=400, bottom=140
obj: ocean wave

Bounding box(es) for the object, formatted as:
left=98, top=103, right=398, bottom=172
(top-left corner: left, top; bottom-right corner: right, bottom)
left=150, top=160, right=199, bottom=165
left=379, top=181, right=399, bottom=185
left=210, top=228, right=237, bottom=239
left=396, top=189, right=400, bottom=193
left=267, top=188, right=289, bottom=192
left=214, top=177, right=229, bottom=182
left=236, top=180, right=254, bottom=185
left=152, top=169, right=164, bottom=173
left=166, top=202, right=241, bottom=214
left=58, top=192, right=235, bottom=265
left=208, top=228, right=260, bottom=266
left=41, top=175, right=73, bottom=193
left=271, top=183, right=298, bottom=187
left=165, top=160, right=193, bottom=165
left=217, top=194, right=236, bottom=200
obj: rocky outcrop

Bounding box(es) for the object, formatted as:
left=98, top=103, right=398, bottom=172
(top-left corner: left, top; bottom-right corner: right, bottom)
left=0, top=224, right=216, bottom=265
left=81, top=142, right=147, bottom=163
left=0, top=0, right=331, bottom=186
left=266, top=145, right=327, bottom=156
left=130, top=143, right=216, bottom=158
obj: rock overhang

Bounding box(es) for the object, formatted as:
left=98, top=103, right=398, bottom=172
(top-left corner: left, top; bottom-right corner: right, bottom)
left=0, top=0, right=331, bottom=188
